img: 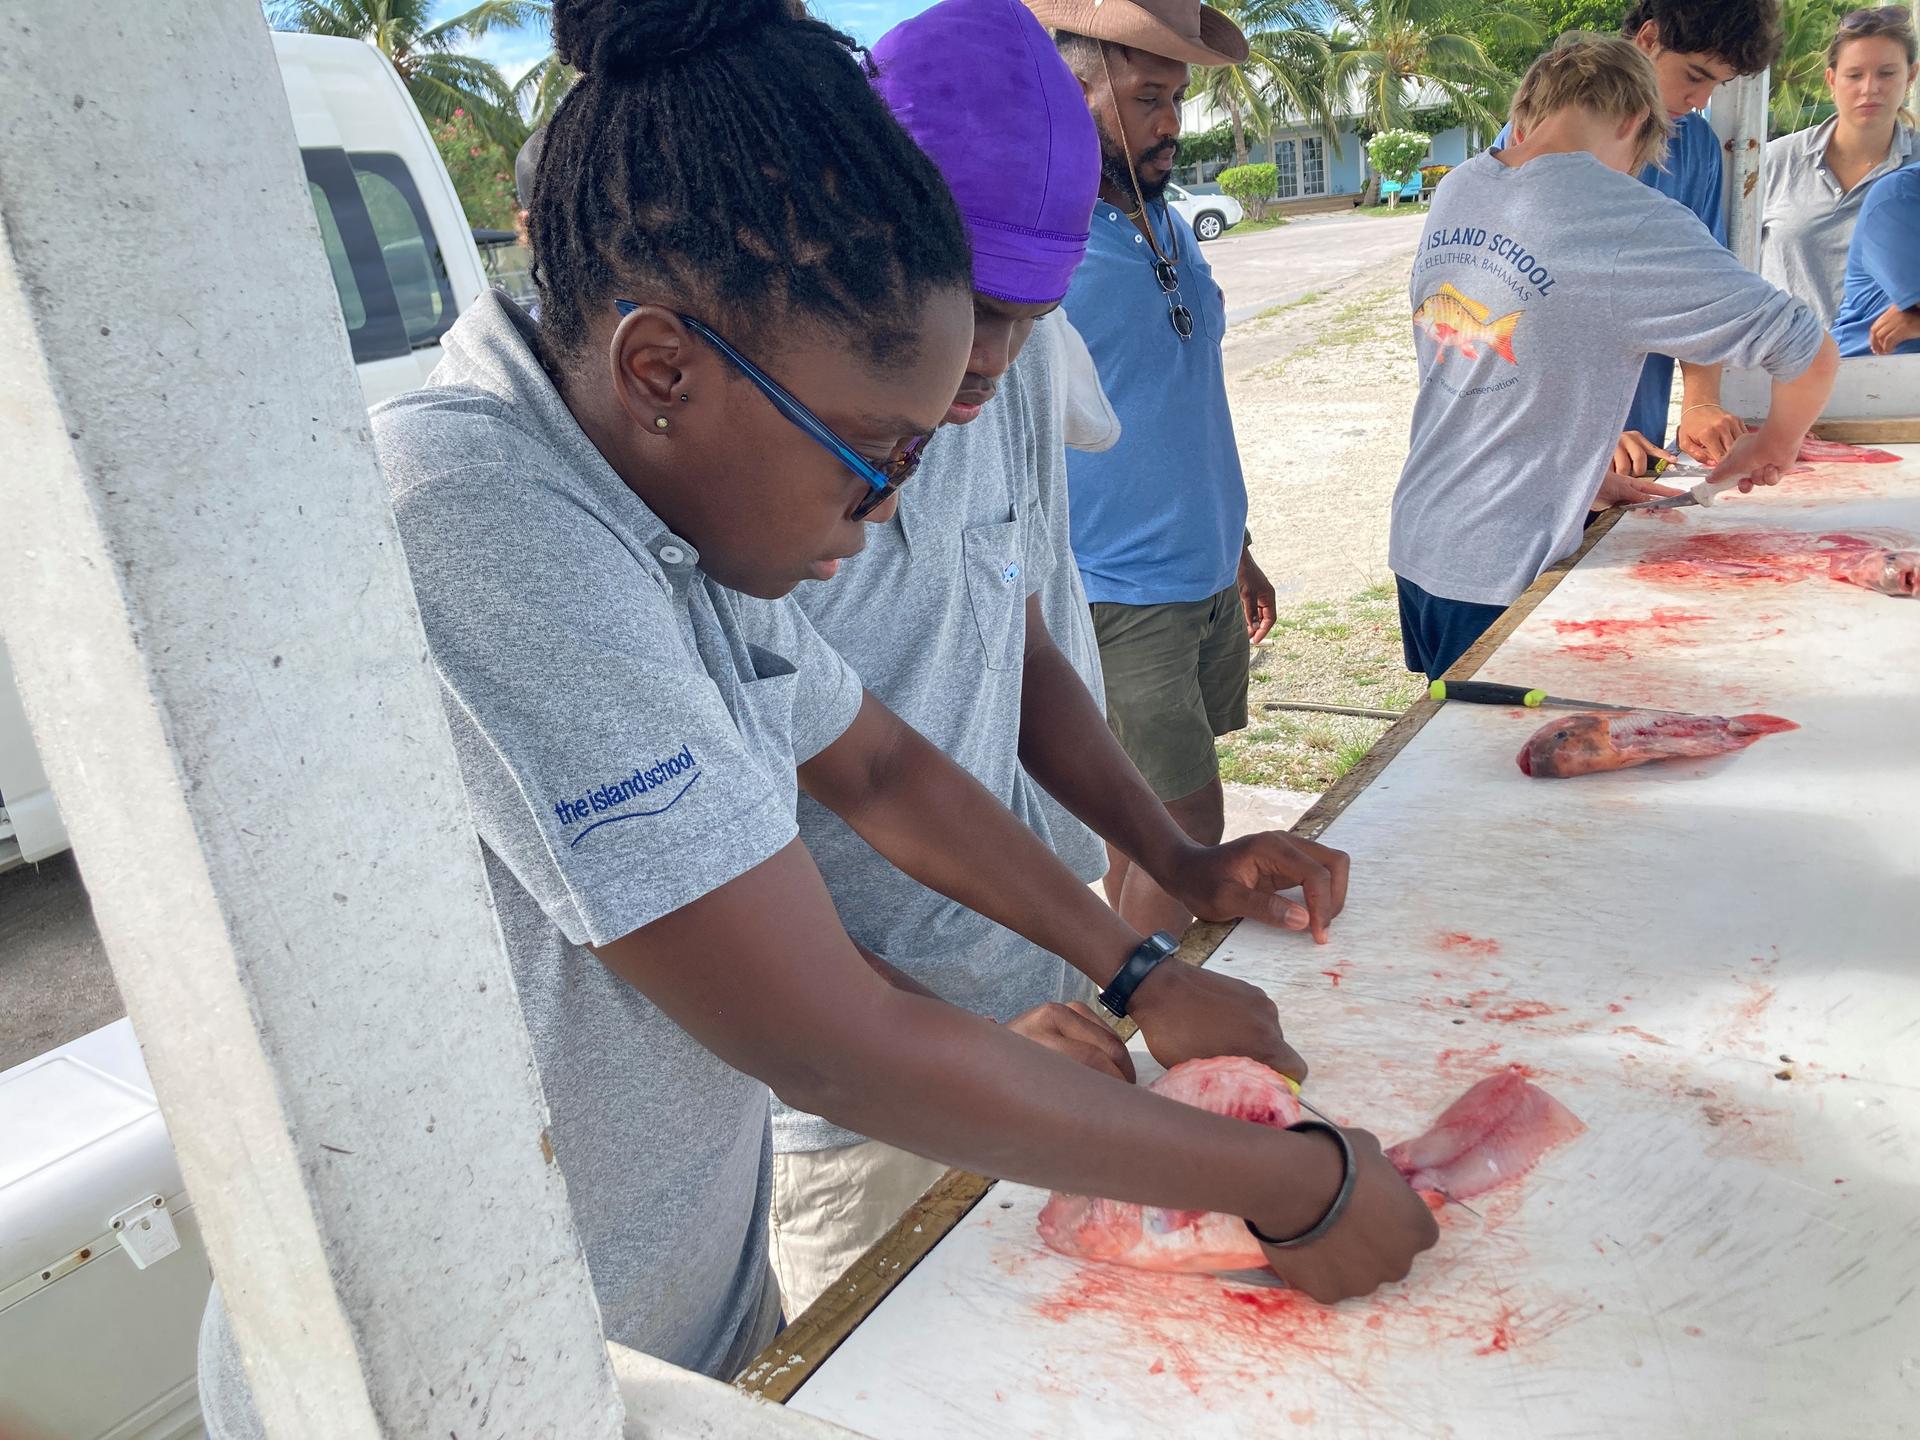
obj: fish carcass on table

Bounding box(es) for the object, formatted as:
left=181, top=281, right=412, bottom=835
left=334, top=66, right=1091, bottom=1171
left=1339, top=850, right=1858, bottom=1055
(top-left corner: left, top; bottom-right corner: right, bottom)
left=1036, top=1059, right=1584, bottom=1276
left=1038, top=1058, right=1301, bottom=1274
left=1516, top=710, right=1798, bottom=778
left=1827, top=546, right=1920, bottom=596
left=1797, top=435, right=1901, bottom=464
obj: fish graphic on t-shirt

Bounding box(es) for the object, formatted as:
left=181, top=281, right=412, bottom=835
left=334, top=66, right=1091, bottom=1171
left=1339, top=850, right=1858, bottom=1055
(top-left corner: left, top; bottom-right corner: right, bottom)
left=1413, top=283, right=1521, bottom=365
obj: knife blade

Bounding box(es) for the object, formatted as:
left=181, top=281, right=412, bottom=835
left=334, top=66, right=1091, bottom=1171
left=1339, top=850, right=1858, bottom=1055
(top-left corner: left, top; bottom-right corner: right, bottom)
left=1428, top=679, right=1679, bottom=715
left=1625, top=473, right=1741, bottom=511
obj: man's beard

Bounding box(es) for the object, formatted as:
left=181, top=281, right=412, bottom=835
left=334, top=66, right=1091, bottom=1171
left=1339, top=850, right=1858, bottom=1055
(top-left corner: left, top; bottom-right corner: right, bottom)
left=1098, top=121, right=1178, bottom=205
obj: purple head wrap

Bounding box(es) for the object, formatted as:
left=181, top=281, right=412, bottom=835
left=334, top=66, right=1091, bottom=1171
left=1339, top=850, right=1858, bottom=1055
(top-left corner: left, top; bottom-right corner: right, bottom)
left=871, top=0, right=1100, bottom=305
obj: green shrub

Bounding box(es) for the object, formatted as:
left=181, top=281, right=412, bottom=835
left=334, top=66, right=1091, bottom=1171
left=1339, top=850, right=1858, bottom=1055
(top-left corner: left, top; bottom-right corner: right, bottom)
left=1420, top=163, right=1453, bottom=189
left=1367, top=130, right=1432, bottom=207
left=1217, top=162, right=1279, bottom=220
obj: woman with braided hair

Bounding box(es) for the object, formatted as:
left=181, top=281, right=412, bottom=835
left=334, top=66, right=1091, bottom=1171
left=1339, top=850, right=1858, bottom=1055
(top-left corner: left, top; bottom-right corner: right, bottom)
left=196, top=3, right=1434, bottom=1427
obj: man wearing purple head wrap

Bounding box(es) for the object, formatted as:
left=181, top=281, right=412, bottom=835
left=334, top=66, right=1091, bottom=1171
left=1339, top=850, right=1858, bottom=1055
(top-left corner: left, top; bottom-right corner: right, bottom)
left=762, top=0, right=1349, bottom=1319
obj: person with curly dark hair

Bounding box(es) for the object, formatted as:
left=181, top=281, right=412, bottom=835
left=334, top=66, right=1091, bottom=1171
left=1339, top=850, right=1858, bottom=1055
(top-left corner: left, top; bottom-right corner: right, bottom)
left=194, top=2, right=1438, bottom=1430
left=1495, top=0, right=1783, bottom=501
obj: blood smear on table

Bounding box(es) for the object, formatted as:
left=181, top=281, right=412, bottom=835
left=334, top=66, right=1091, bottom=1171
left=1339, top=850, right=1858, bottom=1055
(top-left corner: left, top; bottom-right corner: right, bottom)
left=1631, top=530, right=1915, bottom=589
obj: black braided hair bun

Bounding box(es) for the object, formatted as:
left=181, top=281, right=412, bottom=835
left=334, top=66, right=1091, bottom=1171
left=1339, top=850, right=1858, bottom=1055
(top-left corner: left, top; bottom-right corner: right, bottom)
left=553, top=0, right=789, bottom=77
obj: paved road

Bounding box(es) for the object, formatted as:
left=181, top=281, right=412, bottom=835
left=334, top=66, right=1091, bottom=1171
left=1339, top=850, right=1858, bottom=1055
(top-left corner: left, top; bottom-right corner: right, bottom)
left=1201, top=208, right=1424, bottom=326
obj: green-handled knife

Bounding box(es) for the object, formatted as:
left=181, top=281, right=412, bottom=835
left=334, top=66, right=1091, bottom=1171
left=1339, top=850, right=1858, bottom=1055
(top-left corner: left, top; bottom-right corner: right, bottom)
left=1429, top=679, right=1670, bottom=714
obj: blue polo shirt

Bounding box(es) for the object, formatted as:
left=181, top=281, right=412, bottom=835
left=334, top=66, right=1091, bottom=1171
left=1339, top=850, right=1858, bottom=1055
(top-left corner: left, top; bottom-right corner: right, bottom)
left=1833, top=164, right=1920, bottom=357
left=1494, top=112, right=1724, bottom=442
left=1062, top=201, right=1246, bottom=606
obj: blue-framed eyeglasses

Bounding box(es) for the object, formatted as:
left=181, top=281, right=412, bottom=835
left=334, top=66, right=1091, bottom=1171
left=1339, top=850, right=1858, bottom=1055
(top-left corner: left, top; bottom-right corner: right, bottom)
left=615, top=301, right=929, bottom=519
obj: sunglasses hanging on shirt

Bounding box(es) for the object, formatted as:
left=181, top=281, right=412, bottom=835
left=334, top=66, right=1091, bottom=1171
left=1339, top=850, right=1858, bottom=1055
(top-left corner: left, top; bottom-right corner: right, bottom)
left=1101, top=46, right=1193, bottom=344
left=1152, top=251, right=1194, bottom=341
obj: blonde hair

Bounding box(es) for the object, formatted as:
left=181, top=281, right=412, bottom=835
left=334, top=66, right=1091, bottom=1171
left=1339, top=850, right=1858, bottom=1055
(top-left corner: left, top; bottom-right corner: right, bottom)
left=1510, top=33, right=1674, bottom=174
left=1827, top=7, right=1918, bottom=129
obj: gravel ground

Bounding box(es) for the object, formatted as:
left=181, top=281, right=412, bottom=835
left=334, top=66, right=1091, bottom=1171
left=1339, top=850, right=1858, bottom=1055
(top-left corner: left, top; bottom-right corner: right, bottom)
left=1212, top=253, right=1425, bottom=792
left=1226, top=258, right=1419, bottom=610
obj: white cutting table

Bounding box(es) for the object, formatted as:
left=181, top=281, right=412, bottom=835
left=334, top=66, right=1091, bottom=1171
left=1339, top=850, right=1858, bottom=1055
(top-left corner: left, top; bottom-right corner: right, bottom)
left=754, top=447, right=1920, bottom=1440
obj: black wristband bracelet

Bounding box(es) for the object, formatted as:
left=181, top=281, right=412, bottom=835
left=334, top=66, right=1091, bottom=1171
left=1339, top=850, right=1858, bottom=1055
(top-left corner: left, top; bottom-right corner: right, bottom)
left=1096, top=930, right=1179, bottom=1019
left=1244, top=1120, right=1357, bottom=1249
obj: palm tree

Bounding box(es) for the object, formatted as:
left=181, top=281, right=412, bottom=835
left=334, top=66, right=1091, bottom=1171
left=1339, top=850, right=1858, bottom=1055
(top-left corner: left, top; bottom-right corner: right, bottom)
left=1768, top=0, right=1851, bottom=135
left=268, top=0, right=541, bottom=146
left=1321, top=0, right=1536, bottom=141
left=513, top=51, right=578, bottom=131
left=1194, top=0, right=1335, bottom=166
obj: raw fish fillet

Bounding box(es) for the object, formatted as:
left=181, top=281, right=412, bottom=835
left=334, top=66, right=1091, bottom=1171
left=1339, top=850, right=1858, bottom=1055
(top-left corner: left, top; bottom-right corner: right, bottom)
left=1517, top=710, right=1798, bottom=778
left=1037, top=1057, right=1300, bottom=1273
left=1383, top=1067, right=1586, bottom=1201
left=1036, top=1059, right=1585, bottom=1275
left=1827, top=547, right=1920, bottom=597
left=1797, top=435, right=1900, bottom=464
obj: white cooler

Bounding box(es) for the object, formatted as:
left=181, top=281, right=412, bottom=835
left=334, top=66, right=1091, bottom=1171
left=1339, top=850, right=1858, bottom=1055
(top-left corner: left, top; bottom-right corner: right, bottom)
left=1, top=1019, right=208, bottom=1439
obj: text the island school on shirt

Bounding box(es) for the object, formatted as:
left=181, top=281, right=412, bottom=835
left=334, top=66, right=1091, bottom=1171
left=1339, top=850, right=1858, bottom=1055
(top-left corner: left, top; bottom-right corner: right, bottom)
left=553, top=745, right=701, bottom=847
left=1421, top=227, right=1558, bottom=303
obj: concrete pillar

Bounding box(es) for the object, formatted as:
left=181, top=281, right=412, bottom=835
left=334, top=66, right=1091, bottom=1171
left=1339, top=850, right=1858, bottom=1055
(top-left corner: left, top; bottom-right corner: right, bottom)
left=1709, top=71, right=1768, bottom=270
left=0, top=3, right=623, bottom=1435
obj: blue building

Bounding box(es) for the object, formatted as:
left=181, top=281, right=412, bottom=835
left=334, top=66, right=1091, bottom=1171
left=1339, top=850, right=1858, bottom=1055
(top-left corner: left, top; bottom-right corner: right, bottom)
left=1178, top=84, right=1476, bottom=206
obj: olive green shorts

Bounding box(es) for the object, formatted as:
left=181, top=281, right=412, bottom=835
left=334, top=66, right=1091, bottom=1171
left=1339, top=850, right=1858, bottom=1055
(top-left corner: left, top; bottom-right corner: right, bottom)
left=1090, top=584, right=1250, bottom=803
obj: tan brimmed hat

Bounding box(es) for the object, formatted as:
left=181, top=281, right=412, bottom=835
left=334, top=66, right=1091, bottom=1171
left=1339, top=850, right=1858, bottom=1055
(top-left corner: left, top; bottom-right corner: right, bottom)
left=1022, top=0, right=1251, bottom=66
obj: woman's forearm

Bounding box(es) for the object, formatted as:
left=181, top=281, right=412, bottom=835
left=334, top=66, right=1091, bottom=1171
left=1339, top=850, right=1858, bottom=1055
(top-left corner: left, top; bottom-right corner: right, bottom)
left=597, top=844, right=1339, bottom=1237
left=799, top=694, right=1140, bottom=984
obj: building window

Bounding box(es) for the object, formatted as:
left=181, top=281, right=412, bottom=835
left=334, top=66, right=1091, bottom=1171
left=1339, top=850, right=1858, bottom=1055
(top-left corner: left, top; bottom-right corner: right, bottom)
left=1303, top=136, right=1326, bottom=196
left=1275, top=138, right=1300, bottom=199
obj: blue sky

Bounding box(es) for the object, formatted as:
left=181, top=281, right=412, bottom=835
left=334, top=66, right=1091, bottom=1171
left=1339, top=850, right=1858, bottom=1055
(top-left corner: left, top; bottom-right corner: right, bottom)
left=436, top=2, right=929, bottom=84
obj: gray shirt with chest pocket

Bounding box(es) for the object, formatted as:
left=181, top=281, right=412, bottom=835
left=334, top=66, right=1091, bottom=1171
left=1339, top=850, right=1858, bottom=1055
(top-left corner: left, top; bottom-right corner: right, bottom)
left=764, top=314, right=1110, bottom=1158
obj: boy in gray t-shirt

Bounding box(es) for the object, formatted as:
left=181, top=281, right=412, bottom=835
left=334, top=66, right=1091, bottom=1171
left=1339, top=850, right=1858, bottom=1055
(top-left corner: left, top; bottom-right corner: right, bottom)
left=1389, top=34, right=1838, bottom=680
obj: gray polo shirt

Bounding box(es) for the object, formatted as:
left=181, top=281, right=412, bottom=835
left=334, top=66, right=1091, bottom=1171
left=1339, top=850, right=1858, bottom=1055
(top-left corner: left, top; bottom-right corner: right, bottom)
left=198, top=293, right=864, bottom=1434
left=1762, top=118, right=1917, bottom=328
left=767, top=315, right=1099, bottom=1157
left=1390, top=152, right=1825, bottom=609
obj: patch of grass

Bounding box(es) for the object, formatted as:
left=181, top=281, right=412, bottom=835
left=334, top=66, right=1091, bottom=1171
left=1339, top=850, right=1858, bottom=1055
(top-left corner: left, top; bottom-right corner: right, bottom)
left=1217, top=583, right=1425, bottom=793
left=1253, top=289, right=1323, bottom=322
left=1254, top=283, right=1406, bottom=382
left=1352, top=204, right=1428, bottom=218
left=1226, top=214, right=1289, bottom=237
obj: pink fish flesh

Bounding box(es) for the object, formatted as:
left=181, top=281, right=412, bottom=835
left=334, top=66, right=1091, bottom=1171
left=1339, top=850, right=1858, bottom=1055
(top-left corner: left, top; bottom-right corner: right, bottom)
left=1797, top=435, right=1900, bottom=464
left=1037, top=1057, right=1301, bottom=1273
left=1827, top=547, right=1920, bottom=596
left=1383, top=1067, right=1587, bottom=1200
left=1517, top=710, right=1798, bottom=778
left=1036, top=1059, right=1583, bottom=1274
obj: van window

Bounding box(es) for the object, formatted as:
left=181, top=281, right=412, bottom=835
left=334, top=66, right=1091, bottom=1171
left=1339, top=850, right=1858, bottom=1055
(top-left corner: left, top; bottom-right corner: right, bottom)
left=350, top=153, right=457, bottom=349
left=301, top=147, right=410, bottom=364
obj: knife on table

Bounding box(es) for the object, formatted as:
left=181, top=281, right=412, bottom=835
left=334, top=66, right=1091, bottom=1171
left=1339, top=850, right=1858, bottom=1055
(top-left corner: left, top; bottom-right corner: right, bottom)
left=1428, top=679, right=1679, bottom=714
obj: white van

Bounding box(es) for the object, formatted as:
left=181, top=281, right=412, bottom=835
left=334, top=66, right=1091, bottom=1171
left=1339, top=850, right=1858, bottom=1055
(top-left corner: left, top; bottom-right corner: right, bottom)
left=0, top=34, right=487, bottom=1440
left=0, top=31, right=487, bottom=873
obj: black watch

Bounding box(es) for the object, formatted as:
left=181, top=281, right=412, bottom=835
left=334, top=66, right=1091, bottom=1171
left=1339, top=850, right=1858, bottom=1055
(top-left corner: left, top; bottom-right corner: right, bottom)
left=1097, top=931, right=1180, bottom=1019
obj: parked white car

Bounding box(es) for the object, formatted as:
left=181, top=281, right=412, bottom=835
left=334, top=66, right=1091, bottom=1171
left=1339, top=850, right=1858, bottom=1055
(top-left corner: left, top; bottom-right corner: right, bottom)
left=1167, top=183, right=1243, bottom=241
left=0, top=31, right=487, bottom=875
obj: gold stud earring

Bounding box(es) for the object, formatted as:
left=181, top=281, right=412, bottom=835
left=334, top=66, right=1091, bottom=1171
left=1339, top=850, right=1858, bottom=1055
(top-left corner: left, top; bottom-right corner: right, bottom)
left=654, top=417, right=669, bottom=430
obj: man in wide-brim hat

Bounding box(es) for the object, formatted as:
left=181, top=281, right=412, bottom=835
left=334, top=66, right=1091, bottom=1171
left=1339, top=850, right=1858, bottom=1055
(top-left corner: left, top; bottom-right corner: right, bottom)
left=1023, top=0, right=1290, bottom=945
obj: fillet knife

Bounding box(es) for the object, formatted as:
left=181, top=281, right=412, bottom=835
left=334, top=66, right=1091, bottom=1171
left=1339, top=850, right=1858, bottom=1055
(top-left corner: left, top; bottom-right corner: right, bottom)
left=1625, top=458, right=1740, bottom=511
